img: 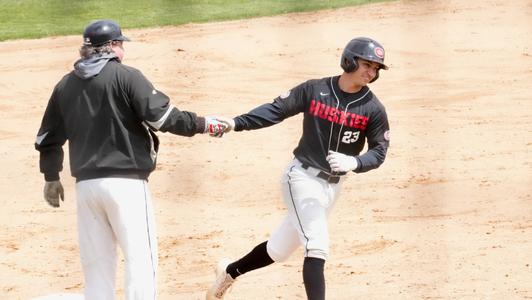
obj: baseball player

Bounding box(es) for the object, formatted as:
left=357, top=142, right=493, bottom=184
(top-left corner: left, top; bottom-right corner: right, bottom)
left=35, top=19, right=227, bottom=300
left=206, top=37, right=390, bottom=300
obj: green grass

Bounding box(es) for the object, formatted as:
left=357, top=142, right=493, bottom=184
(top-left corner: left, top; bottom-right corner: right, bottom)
left=0, top=0, right=391, bottom=42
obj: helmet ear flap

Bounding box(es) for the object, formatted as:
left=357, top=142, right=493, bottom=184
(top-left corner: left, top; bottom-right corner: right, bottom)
left=341, top=57, right=358, bottom=73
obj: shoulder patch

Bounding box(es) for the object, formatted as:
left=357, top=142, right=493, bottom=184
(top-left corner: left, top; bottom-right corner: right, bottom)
left=279, top=90, right=291, bottom=99
left=384, top=130, right=390, bottom=141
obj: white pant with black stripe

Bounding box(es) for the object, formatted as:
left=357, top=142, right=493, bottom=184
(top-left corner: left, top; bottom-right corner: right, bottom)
left=76, top=178, right=158, bottom=300
left=267, top=158, right=343, bottom=262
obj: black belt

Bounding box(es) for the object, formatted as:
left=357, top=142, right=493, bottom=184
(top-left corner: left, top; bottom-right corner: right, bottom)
left=300, top=163, right=342, bottom=184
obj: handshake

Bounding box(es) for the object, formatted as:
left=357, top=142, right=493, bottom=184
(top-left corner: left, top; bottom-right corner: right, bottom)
left=204, top=116, right=235, bottom=137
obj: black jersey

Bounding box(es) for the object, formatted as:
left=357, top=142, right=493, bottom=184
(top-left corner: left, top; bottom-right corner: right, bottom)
left=233, top=76, right=390, bottom=173
left=35, top=59, right=204, bottom=181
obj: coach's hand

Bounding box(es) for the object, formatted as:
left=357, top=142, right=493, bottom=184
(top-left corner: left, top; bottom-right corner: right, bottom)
left=44, top=180, right=64, bottom=208
left=326, top=150, right=359, bottom=173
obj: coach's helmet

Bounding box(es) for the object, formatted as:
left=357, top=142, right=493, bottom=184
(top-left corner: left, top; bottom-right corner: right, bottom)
left=340, top=37, right=388, bottom=82
left=83, top=19, right=130, bottom=46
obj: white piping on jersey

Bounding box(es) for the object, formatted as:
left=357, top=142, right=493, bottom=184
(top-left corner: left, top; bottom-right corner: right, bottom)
left=327, top=79, right=341, bottom=153
left=141, top=122, right=158, bottom=163
left=328, top=77, right=371, bottom=152
left=35, top=132, right=49, bottom=145
left=145, top=104, right=175, bottom=130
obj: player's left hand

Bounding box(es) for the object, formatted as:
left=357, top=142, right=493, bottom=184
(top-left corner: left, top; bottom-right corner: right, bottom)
left=204, top=116, right=228, bottom=137
left=326, top=150, right=359, bottom=173
left=44, top=180, right=64, bottom=208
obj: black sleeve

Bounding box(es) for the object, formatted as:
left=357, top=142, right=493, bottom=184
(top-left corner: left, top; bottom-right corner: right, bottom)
left=126, top=69, right=203, bottom=136
left=354, top=106, right=390, bottom=173
left=234, top=83, right=308, bottom=131
left=35, top=87, right=67, bottom=181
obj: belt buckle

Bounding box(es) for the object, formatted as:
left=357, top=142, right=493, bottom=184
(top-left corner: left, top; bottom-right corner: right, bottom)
left=327, top=175, right=340, bottom=184
left=318, top=171, right=339, bottom=184
left=301, top=162, right=341, bottom=184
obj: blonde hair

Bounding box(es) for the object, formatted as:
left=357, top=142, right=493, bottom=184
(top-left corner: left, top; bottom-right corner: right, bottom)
left=79, top=42, right=113, bottom=59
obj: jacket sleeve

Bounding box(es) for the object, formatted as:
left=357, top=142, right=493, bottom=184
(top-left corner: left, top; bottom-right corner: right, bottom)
left=125, top=69, right=205, bottom=136
left=35, top=88, right=67, bottom=181
left=233, top=83, right=307, bottom=131
left=354, top=105, right=390, bottom=173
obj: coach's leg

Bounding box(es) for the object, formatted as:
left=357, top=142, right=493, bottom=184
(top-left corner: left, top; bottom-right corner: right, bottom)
left=76, top=179, right=118, bottom=300
left=105, top=178, right=158, bottom=300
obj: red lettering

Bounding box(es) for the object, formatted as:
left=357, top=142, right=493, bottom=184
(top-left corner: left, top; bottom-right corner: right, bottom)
left=308, top=100, right=369, bottom=130
left=360, top=116, right=369, bottom=129
left=318, top=103, right=330, bottom=119
left=354, top=114, right=363, bottom=127
left=328, top=107, right=337, bottom=122
left=350, top=114, right=369, bottom=130
left=339, top=110, right=349, bottom=126
left=309, top=100, right=318, bottom=115
left=348, top=114, right=356, bottom=128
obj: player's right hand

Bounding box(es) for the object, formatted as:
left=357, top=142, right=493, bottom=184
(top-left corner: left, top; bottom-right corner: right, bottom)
left=44, top=180, right=64, bottom=208
left=215, top=116, right=235, bottom=133
left=204, top=116, right=228, bottom=137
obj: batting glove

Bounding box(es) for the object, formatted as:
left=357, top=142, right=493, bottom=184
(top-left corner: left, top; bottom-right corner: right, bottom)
left=44, top=180, right=64, bottom=208
left=215, top=116, right=235, bottom=133
left=326, top=150, right=359, bottom=173
left=204, top=116, right=228, bottom=138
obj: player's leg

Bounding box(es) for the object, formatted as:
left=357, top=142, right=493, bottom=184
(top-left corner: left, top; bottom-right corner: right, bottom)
left=76, top=179, right=118, bottom=300
left=225, top=241, right=274, bottom=279
left=282, top=163, right=334, bottom=259
left=303, top=257, right=325, bottom=300
left=103, top=178, right=158, bottom=300
left=266, top=215, right=303, bottom=262
left=224, top=211, right=303, bottom=278
left=282, top=161, right=343, bottom=300
left=223, top=162, right=314, bottom=277
left=206, top=219, right=299, bottom=299
left=207, top=167, right=303, bottom=299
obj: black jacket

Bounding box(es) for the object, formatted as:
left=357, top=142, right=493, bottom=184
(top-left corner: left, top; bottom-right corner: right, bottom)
left=234, top=76, right=390, bottom=173
left=35, top=58, right=205, bottom=181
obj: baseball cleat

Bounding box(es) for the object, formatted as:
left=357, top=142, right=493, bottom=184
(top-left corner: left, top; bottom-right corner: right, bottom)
left=206, top=258, right=235, bottom=299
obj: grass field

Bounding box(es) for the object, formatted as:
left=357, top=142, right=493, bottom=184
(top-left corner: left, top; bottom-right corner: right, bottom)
left=0, top=0, right=391, bottom=41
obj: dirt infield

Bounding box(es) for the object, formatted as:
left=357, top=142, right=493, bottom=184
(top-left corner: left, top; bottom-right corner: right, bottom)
left=1, top=0, right=531, bottom=299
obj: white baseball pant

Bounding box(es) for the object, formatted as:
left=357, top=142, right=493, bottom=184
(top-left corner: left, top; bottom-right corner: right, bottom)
left=267, top=158, right=343, bottom=262
left=76, top=178, right=158, bottom=300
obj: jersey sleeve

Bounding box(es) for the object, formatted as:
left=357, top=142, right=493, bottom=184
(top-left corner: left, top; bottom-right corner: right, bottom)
left=35, top=87, right=67, bottom=181
left=125, top=69, right=204, bottom=136
left=233, top=82, right=308, bottom=131
left=354, top=104, right=390, bottom=173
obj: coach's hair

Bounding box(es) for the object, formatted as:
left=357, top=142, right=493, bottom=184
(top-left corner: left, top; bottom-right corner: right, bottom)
left=79, top=42, right=113, bottom=59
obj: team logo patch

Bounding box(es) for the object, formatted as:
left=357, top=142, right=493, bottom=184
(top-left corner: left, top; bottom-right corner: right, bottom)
left=384, top=130, right=390, bottom=141
left=375, top=47, right=385, bottom=59
left=280, top=90, right=291, bottom=99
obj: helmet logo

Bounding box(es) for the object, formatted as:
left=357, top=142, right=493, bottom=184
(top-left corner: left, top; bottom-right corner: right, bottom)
left=280, top=90, right=291, bottom=99
left=374, top=47, right=385, bottom=59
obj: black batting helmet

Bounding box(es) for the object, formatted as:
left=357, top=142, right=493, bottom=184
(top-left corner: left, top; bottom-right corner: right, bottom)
left=83, top=19, right=130, bottom=46
left=340, top=37, right=388, bottom=82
